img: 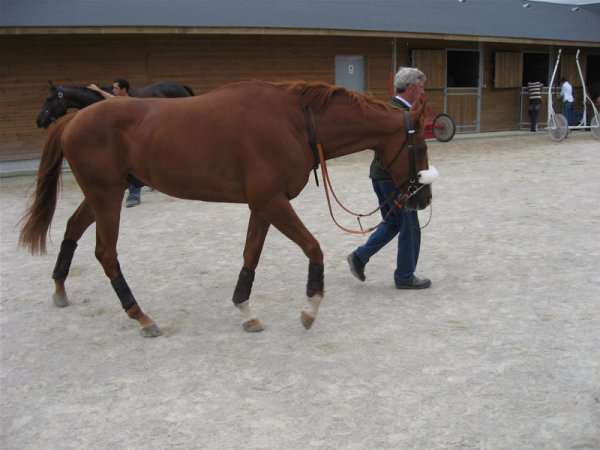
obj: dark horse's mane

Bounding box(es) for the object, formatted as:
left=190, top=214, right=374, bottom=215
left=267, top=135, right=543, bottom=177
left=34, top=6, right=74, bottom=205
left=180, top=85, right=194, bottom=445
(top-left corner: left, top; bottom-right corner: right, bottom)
left=273, top=80, right=394, bottom=114
left=54, top=86, right=110, bottom=93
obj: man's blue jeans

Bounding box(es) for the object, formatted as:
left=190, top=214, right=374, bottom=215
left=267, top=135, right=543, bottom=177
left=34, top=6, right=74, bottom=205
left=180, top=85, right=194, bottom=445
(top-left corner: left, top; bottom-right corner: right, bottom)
left=562, top=101, right=574, bottom=126
left=353, top=179, right=421, bottom=285
left=127, top=184, right=141, bottom=200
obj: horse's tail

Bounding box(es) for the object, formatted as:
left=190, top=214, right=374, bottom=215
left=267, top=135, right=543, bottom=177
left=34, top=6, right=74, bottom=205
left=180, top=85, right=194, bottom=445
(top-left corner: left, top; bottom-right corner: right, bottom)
left=19, top=112, right=75, bottom=255
left=183, top=85, right=196, bottom=96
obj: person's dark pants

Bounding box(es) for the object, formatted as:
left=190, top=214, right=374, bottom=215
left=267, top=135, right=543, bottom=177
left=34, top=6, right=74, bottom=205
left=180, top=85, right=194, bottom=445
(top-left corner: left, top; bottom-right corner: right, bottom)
left=353, top=179, right=421, bottom=285
left=127, top=185, right=141, bottom=202
left=563, top=101, right=574, bottom=126
left=528, top=99, right=541, bottom=132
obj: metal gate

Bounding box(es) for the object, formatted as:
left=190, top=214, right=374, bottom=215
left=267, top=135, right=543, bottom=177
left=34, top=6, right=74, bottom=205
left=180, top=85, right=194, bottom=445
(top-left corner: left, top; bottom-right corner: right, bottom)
left=445, top=47, right=482, bottom=133
left=445, top=87, right=479, bottom=133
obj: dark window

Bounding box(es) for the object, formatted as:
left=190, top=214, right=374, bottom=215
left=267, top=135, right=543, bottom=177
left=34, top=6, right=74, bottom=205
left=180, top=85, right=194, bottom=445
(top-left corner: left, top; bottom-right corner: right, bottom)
left=523, top=53, right=549, bottom=85
left=447, top=50, right=479, bottom=88
left=586, top=55, right=600, bottom=99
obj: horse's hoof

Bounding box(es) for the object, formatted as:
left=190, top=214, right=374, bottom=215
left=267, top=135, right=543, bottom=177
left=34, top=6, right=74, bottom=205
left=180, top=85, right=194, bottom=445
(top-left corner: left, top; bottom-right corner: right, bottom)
left=242, top=318, right=264, bottom=332
left=52, top=293, right=69, bottom=308
left=301, top=311, right=315, bottom=330
left=140, top=323, right=162, bottom=338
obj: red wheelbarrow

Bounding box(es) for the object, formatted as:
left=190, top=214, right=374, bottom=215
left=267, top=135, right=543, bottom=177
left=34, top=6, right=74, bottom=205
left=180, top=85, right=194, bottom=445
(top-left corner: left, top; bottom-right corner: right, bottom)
left=424, top=106, right=456, bottom=142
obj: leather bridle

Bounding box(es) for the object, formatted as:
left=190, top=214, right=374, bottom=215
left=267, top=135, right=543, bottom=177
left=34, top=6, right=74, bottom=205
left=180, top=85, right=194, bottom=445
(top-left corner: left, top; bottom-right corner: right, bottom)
left=39, top=87, right=65, bottom=125
left=383, top=110, right=421, bottom=204
left=303, top=100, right=426, bottom=234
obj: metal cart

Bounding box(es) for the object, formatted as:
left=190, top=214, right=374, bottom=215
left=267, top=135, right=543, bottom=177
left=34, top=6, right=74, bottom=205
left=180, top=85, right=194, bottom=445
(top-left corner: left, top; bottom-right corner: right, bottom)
left=547, top=49, right=600, bottom=142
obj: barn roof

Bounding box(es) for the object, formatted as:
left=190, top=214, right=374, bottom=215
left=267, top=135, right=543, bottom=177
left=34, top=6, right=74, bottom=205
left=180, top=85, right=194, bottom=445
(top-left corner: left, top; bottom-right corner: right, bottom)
left=1, top=0, right=600, bottom=45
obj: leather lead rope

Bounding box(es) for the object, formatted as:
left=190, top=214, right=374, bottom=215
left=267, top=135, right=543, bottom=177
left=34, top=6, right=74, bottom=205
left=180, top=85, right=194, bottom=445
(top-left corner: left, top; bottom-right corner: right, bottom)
left=316, top=143, right=382, bottom=234
left=304, top=101, right=416, bottom=234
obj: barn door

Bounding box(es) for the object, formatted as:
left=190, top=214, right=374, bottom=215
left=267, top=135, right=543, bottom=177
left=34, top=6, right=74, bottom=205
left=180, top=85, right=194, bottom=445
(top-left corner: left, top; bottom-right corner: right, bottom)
left=412, top=48, right=481, bottom=133
left=446, top=49, right=481, bottom=133
left=335, top=55, right=366, bottom=93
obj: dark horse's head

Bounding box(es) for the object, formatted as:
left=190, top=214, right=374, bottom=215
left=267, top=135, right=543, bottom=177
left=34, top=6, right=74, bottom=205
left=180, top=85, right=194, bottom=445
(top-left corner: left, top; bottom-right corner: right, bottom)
left=36, top=81, right=68, bottom=129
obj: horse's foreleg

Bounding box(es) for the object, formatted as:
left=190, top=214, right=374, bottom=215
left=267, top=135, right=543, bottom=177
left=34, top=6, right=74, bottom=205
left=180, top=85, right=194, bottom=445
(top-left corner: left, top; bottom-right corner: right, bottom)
left=93, top=201, right=161, bottom=337
left=109, top=266, right=160, bottom=337
left=234, top=212, right=270, bottom=332
left=52, top=200, right=95, bottom=307
left=302, top=261, right=324, bottom=330
left=257, top=195, right=324, bottom=330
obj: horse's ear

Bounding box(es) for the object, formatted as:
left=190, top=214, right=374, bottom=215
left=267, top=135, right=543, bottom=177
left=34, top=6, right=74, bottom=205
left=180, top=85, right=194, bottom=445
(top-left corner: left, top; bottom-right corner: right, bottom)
left=48, top=80, right=54, bottom=87
left=411, top=97, right=426, bottom=120
left=411, top=98, right=427, bottom=137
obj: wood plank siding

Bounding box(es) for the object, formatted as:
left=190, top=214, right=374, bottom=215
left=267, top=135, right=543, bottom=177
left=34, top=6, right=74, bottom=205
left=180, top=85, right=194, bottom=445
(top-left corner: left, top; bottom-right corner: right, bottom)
left=1, top=33, right=598, bottom=161
left=0, top=34, right=395, bottom=161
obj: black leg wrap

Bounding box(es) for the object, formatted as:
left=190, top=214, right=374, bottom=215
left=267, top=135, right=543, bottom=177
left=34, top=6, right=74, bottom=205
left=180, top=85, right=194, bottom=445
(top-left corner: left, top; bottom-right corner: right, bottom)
left=307, top=263, right=324, bottom=297
left=52, top=239, right=78, bottom=280
left=232, top=267, right=255, bottom=304
left=110, top=268, right=137, bottom=311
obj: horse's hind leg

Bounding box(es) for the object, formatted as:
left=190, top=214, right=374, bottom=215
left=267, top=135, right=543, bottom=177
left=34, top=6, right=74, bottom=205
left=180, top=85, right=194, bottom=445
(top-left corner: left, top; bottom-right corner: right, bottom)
left=255, top=194, right=324, bottom=330
left=93, top=201, right=161, bottom=337
left=233, top=211, right=270, bottom=332
left=52, top=199, right=95, bottom=307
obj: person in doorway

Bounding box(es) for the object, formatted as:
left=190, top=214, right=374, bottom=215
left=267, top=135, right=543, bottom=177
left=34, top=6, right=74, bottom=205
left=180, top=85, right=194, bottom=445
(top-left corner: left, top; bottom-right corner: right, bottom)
left=558, top=76, right=574, bottom=126
left=527, top=80, right=543, bottom=132
left=346, top=67, right=431, bottom=290
left=87, top=79, right=142, bottom=208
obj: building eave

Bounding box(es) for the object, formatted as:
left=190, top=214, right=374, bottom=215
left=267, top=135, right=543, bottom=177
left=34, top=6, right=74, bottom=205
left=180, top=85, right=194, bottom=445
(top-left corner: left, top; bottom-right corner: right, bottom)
left=2, top=26, right=599, bottom=48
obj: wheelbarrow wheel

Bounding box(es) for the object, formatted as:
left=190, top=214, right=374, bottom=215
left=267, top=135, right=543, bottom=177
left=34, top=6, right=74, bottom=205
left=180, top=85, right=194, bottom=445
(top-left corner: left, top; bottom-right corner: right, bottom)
left=547, top=113, right=568, bottom=142
left=590, top=115, right=600, bottom=140
left=432, top=113, right=456, bottom=142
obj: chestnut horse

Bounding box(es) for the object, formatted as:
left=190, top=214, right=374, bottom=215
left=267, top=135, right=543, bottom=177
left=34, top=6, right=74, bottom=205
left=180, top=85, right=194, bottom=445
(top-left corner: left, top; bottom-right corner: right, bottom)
left=20, top=80, right=436, bottom=337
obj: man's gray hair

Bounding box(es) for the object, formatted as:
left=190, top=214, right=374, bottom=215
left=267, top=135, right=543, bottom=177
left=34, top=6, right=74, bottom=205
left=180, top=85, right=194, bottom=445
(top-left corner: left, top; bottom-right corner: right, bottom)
left=394, top=67, right=426, bottom=93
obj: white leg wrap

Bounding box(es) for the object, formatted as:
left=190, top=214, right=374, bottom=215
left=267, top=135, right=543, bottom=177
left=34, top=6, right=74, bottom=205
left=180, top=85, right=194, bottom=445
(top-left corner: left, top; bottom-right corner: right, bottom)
left=235, top=300, right=255, bottom=322
left=302, top=294, right=323, bottom=318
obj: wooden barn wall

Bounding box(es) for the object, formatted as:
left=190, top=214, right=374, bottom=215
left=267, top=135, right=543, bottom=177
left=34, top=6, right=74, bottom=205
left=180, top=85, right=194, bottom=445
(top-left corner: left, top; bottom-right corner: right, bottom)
left=483, top=42, right=526, bottom=132
left=1, top=33, right=597, bottom=162
left=0, top=34, right=393, bottom=162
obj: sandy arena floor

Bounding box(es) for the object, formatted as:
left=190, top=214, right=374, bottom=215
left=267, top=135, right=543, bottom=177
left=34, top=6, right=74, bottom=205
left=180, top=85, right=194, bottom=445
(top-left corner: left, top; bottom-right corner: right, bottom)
left=1, top=131, right=599, bottom=449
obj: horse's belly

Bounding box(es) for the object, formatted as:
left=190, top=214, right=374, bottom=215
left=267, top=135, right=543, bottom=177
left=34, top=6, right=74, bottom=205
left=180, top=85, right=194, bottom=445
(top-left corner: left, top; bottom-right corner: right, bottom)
left=141, top=167, right=247, bottom=204
left=159, top=184, right=247, bottom=203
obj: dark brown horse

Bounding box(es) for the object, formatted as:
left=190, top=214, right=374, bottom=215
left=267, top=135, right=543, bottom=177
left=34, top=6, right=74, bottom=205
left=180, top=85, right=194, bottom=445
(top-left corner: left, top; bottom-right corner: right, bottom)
left=20, top=80, right=436, bottom=337
left=36, top=80, right=195, bottom=128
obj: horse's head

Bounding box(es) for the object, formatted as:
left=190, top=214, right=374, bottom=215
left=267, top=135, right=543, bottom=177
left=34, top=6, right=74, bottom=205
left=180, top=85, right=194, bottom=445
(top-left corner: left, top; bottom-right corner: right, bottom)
left=381, top=98, right=438, bottom=211
left=36, top=81, right=68, bottom=129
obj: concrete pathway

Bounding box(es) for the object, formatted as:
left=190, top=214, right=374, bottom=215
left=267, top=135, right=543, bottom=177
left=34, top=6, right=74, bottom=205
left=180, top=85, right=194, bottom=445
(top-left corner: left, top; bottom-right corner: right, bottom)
left=1, top=131, right=599, bottom=449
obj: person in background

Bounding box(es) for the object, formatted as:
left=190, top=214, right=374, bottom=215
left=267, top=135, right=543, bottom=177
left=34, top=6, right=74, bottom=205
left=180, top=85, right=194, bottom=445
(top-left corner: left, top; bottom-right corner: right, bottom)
left=346, top=67, right=431, bottom=290
left=87, top=78, right=130, bottom=99
left=558, top=76, right=574, bottom=126
left=527, top=80, right=543, bottom=132
left=87, top=79, right=142, bottom=208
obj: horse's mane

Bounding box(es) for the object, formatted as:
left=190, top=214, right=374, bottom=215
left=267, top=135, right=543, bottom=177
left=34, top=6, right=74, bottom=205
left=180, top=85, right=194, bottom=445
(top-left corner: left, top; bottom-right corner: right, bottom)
left=273, top=80, right=393, bottom=113
left=272, top=80, right=426, bottom=136
left=51, top=85, right=111, bottom=95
